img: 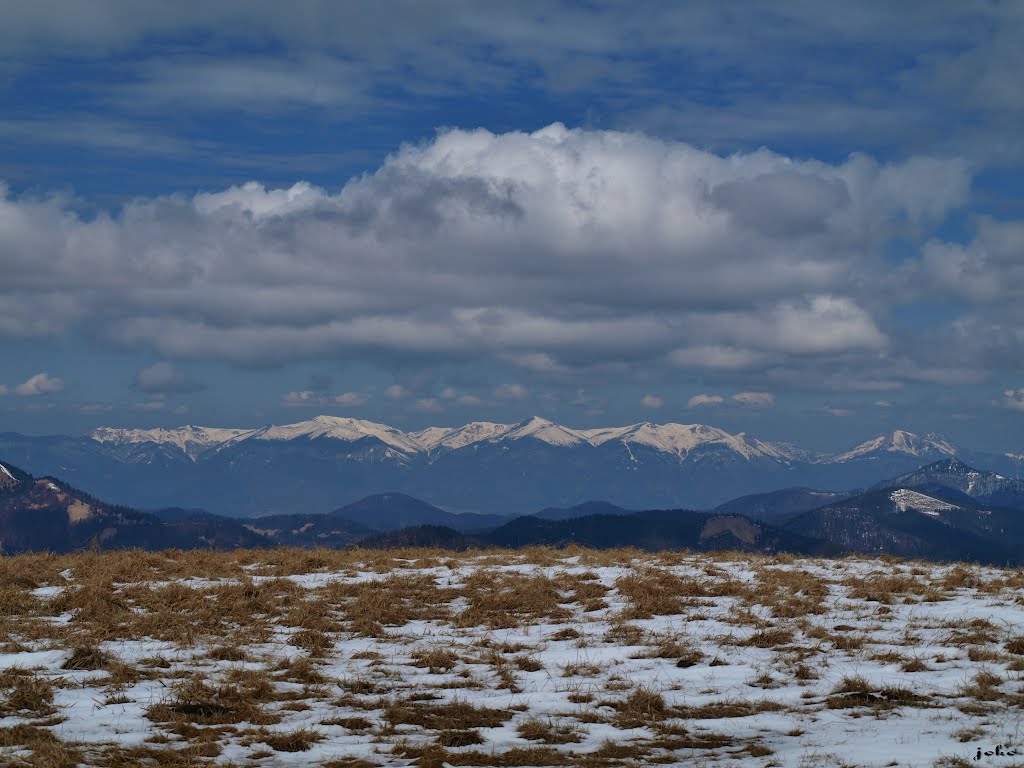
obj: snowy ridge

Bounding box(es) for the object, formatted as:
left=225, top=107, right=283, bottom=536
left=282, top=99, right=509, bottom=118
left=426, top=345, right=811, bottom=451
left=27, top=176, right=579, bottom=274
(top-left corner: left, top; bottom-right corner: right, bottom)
left=889, top=488, right=959, bottom=517
left=830, top=430, right=957, bottom=463
left=500, top=416, right=588, bottom=446
left=247, top=415, right=424, bottom=455
left=580, top=422, right=775, bottom=460
left=90, top=426, right=258, bottom=460
left=0, top=462, right=15, bottom=482
left=413, top=421, right=512, bottom=450
left=86, top=417, right=963, bottom=468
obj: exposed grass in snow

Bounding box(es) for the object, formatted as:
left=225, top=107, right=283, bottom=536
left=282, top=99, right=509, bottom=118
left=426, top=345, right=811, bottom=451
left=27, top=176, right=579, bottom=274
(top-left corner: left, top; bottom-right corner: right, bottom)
left=1, top=547, right=1024, bottom=766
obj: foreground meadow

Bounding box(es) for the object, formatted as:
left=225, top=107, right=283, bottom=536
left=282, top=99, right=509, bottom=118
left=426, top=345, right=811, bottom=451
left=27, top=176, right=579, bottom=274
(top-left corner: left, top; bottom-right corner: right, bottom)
left=1, top=547, right=1023, bottom=767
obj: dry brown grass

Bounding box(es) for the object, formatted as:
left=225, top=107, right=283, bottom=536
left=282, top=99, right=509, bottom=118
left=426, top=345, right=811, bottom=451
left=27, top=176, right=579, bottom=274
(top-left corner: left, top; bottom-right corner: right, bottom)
left=614, top=568, right=712, bottom=618
left=516, top=717, right=583, bottom=744
left=0, top=546, right=1019, bottom=766
left=741, top=628, right=795, bottom=648
left=412, top=647, right=461, bottom=673
left=454, top=571, right=570, bottom=628
left=611, top=686, right=668, bottom=727
left=147, top=673, right=281, bottom=726
left=0, top=672, right=56, bottom=717
left=384, top=698, right=511, bottom=730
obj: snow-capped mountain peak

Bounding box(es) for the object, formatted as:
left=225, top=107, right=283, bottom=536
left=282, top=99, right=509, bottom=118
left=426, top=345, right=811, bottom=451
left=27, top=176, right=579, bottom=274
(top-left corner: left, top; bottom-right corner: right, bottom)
left=830, top=430, right=957, bottom=463
left=412, top=422, right=512, bottom=451
left=582, top=422, right=782, bottom=461
left=501, top=416, right=589, bottom=446
left=249, top=415, right=424, bottom=454
left=89, top=425, right=258, bottom=460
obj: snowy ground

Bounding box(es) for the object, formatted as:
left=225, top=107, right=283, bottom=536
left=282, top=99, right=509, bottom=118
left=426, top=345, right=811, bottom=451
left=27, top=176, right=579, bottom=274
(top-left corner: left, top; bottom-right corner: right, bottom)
left=1, top=548, right=1024, bottom=767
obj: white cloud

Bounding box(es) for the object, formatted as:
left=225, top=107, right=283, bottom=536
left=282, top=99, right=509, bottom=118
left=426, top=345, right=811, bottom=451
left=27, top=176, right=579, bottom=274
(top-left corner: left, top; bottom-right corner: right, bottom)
left=14, top=372, right=64, bottom=396
left=0, top=384, right=7, bottom=396
left=669, top=346, right=766, bottom=371
left=688, top=394, right=724, bottom=408
left=334, top=392, right=367, bottom=406
left=457, top=394, right=482, bottom=407
left=134, top=362, right=204, bottom=393
left=640, top=394, right=663, bottom=408
left=874, top=400, right=892, bottom=407
left=282, top=390, right=319, bottom=406
left=439, top=387, right=457, bottom=400
left=732, top=392, right=775, bottom=408
left=1003, top=389, right=1024, bottom=411
left=133, top=399, right=166, bottom=411
left=495, top=383, right=529, bottom=400
left=824, top=406, right=852, bottom=416
left=414, top=398, right=443, bottom=413
left=384, top=384, right=408, bottom=400
left=284, top=389, right=366, bottom=407
left=0, top=125, right=977, bottom=392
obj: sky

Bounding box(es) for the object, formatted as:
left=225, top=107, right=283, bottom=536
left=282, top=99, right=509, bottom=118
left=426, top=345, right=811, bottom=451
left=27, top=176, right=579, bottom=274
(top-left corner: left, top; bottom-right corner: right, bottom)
left=0, top=1, right=1022, bottom=452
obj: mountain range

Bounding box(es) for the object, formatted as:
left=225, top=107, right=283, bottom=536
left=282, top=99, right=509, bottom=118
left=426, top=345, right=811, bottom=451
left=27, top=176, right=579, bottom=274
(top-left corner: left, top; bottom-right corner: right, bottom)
left=1, top=415, right=1021, bottom=517
left=2, top=455, right=1022, bottom=564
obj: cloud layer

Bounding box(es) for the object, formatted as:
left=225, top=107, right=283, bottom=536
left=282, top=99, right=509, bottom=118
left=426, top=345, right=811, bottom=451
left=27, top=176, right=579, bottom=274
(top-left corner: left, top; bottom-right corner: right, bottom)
left=0, top=124, right=1003, bottom=395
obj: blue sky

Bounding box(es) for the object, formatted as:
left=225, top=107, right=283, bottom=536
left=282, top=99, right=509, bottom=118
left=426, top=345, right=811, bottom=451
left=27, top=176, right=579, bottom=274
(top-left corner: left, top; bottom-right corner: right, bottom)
left=1, top=1, right=1022, bottom=451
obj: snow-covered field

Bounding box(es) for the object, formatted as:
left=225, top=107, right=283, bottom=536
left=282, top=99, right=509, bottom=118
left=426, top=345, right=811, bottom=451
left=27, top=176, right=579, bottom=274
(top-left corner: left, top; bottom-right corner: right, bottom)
left=2, top=548, right=1024, bottom=767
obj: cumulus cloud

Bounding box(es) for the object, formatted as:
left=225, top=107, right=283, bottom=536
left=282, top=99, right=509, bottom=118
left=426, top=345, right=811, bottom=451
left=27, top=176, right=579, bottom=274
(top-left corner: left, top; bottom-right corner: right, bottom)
left=282, top=390, right=319, bottom=406
left=824, top=406, right=852, bottom=416
left=414, top=398, right=443, bottom=413
left=0, top=125, right=979, bottom=393
left=688, top=394, right=724, bottom=408
left=457, top=394, right=482, bottom=407
left=641, top=394, right=663, bottom=409
left=0, top=384, right=7, bottom=396
left=1003, top=389, right=1024, bottom=412
left=134, top=362, right=205, bottom=393
left=334, top=392, right=367, bottom=406
left=15, top=373, right=64, bottom=396
left=283, top=389, right=366, bottom=408
left=732, top=392, right=775, bottom=408
left=384, top=384, right=408, bottom=400
left=495, top=383, right=529, bottom=400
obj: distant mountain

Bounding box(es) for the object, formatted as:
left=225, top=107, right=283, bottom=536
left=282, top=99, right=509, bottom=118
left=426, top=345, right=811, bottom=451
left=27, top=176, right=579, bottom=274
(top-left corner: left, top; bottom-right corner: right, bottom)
left=0, top=461, right=271, bottom=553
left=2, top=418, right=1016, bottom=517
left=534, top=501, right=632, bottom=521
left=477, top=509, right=835, bottom=555
left=0, top=460, right=27, bottom=494
left=243, top=513, right=375, bottom=548
left=712, top=487, right=850, bottom=524
left=827, top=430, right=958, bottom=463
left=870, top=459, right=1024, bottom=510
left=783, top=481, right=1024, bottom=565
left=329, top=492, right=509, bottom=532
left=5, top=456, right=1024, bottom=564
left=360, top=525, right=477, bottom=550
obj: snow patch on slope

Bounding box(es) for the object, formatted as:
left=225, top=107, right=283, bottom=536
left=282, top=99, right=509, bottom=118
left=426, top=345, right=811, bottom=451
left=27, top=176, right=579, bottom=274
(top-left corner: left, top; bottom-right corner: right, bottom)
left=890, top=488, right=959, bottom=517
left=0, top=463, right=14, bottom=482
